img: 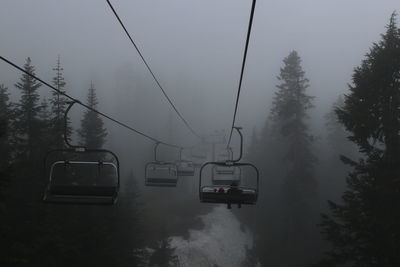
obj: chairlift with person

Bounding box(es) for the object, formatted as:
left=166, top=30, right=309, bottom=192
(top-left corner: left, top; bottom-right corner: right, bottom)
left=199, top=127, right=259, bottom=209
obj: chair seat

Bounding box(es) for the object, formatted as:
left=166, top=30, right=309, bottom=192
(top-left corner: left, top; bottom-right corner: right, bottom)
left=216, top=170, right=235, bottom=175
left=177, top=170, right=195, bottom=176
left=200, top=186, right=257, bottom=204
left=146, top=178, right=177, bottom=187
left=49, top=185, right=117, bottom=196
left=44, top=194, right=116, bottom=205
left=177, top=166, right=195, bottom=176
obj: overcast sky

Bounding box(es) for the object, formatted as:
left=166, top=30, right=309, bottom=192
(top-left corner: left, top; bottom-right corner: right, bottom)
left=1, top=0, right=399, bottom=147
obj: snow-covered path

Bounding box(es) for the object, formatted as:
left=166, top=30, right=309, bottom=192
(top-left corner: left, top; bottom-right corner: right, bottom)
left=170, top=206, right=255, bottom=267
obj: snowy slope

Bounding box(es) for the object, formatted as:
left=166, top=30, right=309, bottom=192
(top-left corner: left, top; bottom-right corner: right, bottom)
left=170, top=206, right=256, bottom=267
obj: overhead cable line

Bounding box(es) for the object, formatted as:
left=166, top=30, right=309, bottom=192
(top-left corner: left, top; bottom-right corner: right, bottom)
left=106, top=0, right=201, bottom=140
left=0, top=56, right=183, bottom=149
left=227, top=0, right=256, bottom=147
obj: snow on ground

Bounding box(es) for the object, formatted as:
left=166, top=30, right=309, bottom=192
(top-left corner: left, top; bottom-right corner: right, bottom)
left=170, top=206, right=254, bottom=267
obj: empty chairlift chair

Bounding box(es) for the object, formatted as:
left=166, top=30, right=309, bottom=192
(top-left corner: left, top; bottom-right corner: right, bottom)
left=43, top=150, right=120, bottom=204
left=213, top=147, right=236, bottom=181
left=176, top=148, right=195, bottom=176
left=145, top=162, right=178, bottom=187
left=43, top=100, right=120, bottom=205
left=145, top=142, right=178, bottom=187
left=176, top=161, right=195, bottom=176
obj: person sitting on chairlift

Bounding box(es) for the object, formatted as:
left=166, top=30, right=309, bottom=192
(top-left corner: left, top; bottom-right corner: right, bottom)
left=227, top=181, right=242, bottom=195
left=227, top=181, right=242, bottom=209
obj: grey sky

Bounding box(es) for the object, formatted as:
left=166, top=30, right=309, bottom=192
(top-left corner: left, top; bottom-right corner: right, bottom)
left=1, top=0, right=399, bottom=146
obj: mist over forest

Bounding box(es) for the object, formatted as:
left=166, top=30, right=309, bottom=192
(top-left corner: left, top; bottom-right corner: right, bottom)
left=1, top=1, right=400, bottom=266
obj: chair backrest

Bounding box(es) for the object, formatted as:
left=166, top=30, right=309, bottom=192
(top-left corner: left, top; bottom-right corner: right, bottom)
left=145, top=162, right=178, bottom=186
left=211, top=165, right=241, bottom=185
left=50, top=161, right=119, bottom=187
left=43, top=149, right=121, bottom=204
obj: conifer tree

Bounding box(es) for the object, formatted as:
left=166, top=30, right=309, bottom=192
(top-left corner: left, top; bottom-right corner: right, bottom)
left=0, top=84, right=12, bottom=202
left=324, top=96, right=355, bottom=157
left=270, top=50, right=318, bottom=265
left=319, top=13, right=400, bottom=266
left=50, top=55, right=70, bottom=148
left=13, top=57, right=43, bottom=163
left=0, top=84, right=12, bottom=161
left=246, top=127, right=259, bottom=163
left=78, top=82, right=107, bottom=149
left=38, top=98, right=52, bottom=152
left=148, top=239, right=179, bottom=267
left=320, top=96, right=355, bottom=203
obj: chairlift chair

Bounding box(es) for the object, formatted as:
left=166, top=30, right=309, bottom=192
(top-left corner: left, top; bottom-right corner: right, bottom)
left=176, top=160, right=195, bottom=176
left=145, top=162, right=178, bottom=186
left=176, top=148, right=195, bottom=176
left=145, top=143, right=178, bottom=187
left=216, top=150, right=231, bottom=162
left=43, top=151, right=120, bottom=204
left=199, top=162, right=258, bottom=208
left=198, top=127, right=259, bottom=209
left=191, top=150, right=207, bottom=159
left=43, top=101, right=120, bottom=205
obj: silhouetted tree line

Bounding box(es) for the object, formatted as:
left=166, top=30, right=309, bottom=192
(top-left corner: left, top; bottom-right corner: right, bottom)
left=243, top=12, right=400, bottom=267
left=319, top=13, right=400, bottom=267
left=0, top=57, right=146, bottom=266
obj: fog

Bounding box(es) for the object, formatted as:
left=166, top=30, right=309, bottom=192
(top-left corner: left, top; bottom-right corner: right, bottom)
left=2, top=1, right=399, bottom=136
left=1, top=0, right=400, bottom=266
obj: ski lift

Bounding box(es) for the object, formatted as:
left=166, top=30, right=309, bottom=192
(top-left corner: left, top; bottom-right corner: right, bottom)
left=145, top=142, right=178, bottom=187
left=176, top=148, right=195, bottom=176
left=199, top=127, right=259, bottom=209
left=43, top=101, right=120, bottom=205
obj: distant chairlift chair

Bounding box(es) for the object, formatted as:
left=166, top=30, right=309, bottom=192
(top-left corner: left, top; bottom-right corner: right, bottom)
left=145, top=142, right=178, bottom=187
left=211, top=164, right=242, bottom=186
left=213, top=147, right=237, bottom=182
left=176, top=148, right=195, bottom=176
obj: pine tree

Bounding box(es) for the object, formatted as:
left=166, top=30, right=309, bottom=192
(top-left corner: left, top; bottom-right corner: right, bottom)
left=49, top=55, right=70, bottom=148
left=0, top=84, right=12, bottom=161
left=38, top=98, right=52, bottom=153
left=78, top=82, right=107, bottom=149
left=319, top=13, right=400, bottom=266
left=270, top=50, right=318, bottom=265
left=246, top=127, right=259, bottom=163
left=13, top=57, right=43, bottom=163
left=324, top=96, right=357, bottom=159
left=325, top=96, right=345, bottom=150
left=320, top=96, right=355, bottom=204
left=0, top=84, right=13, bottom=202
left=148, top=238, right=179, bottom=267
